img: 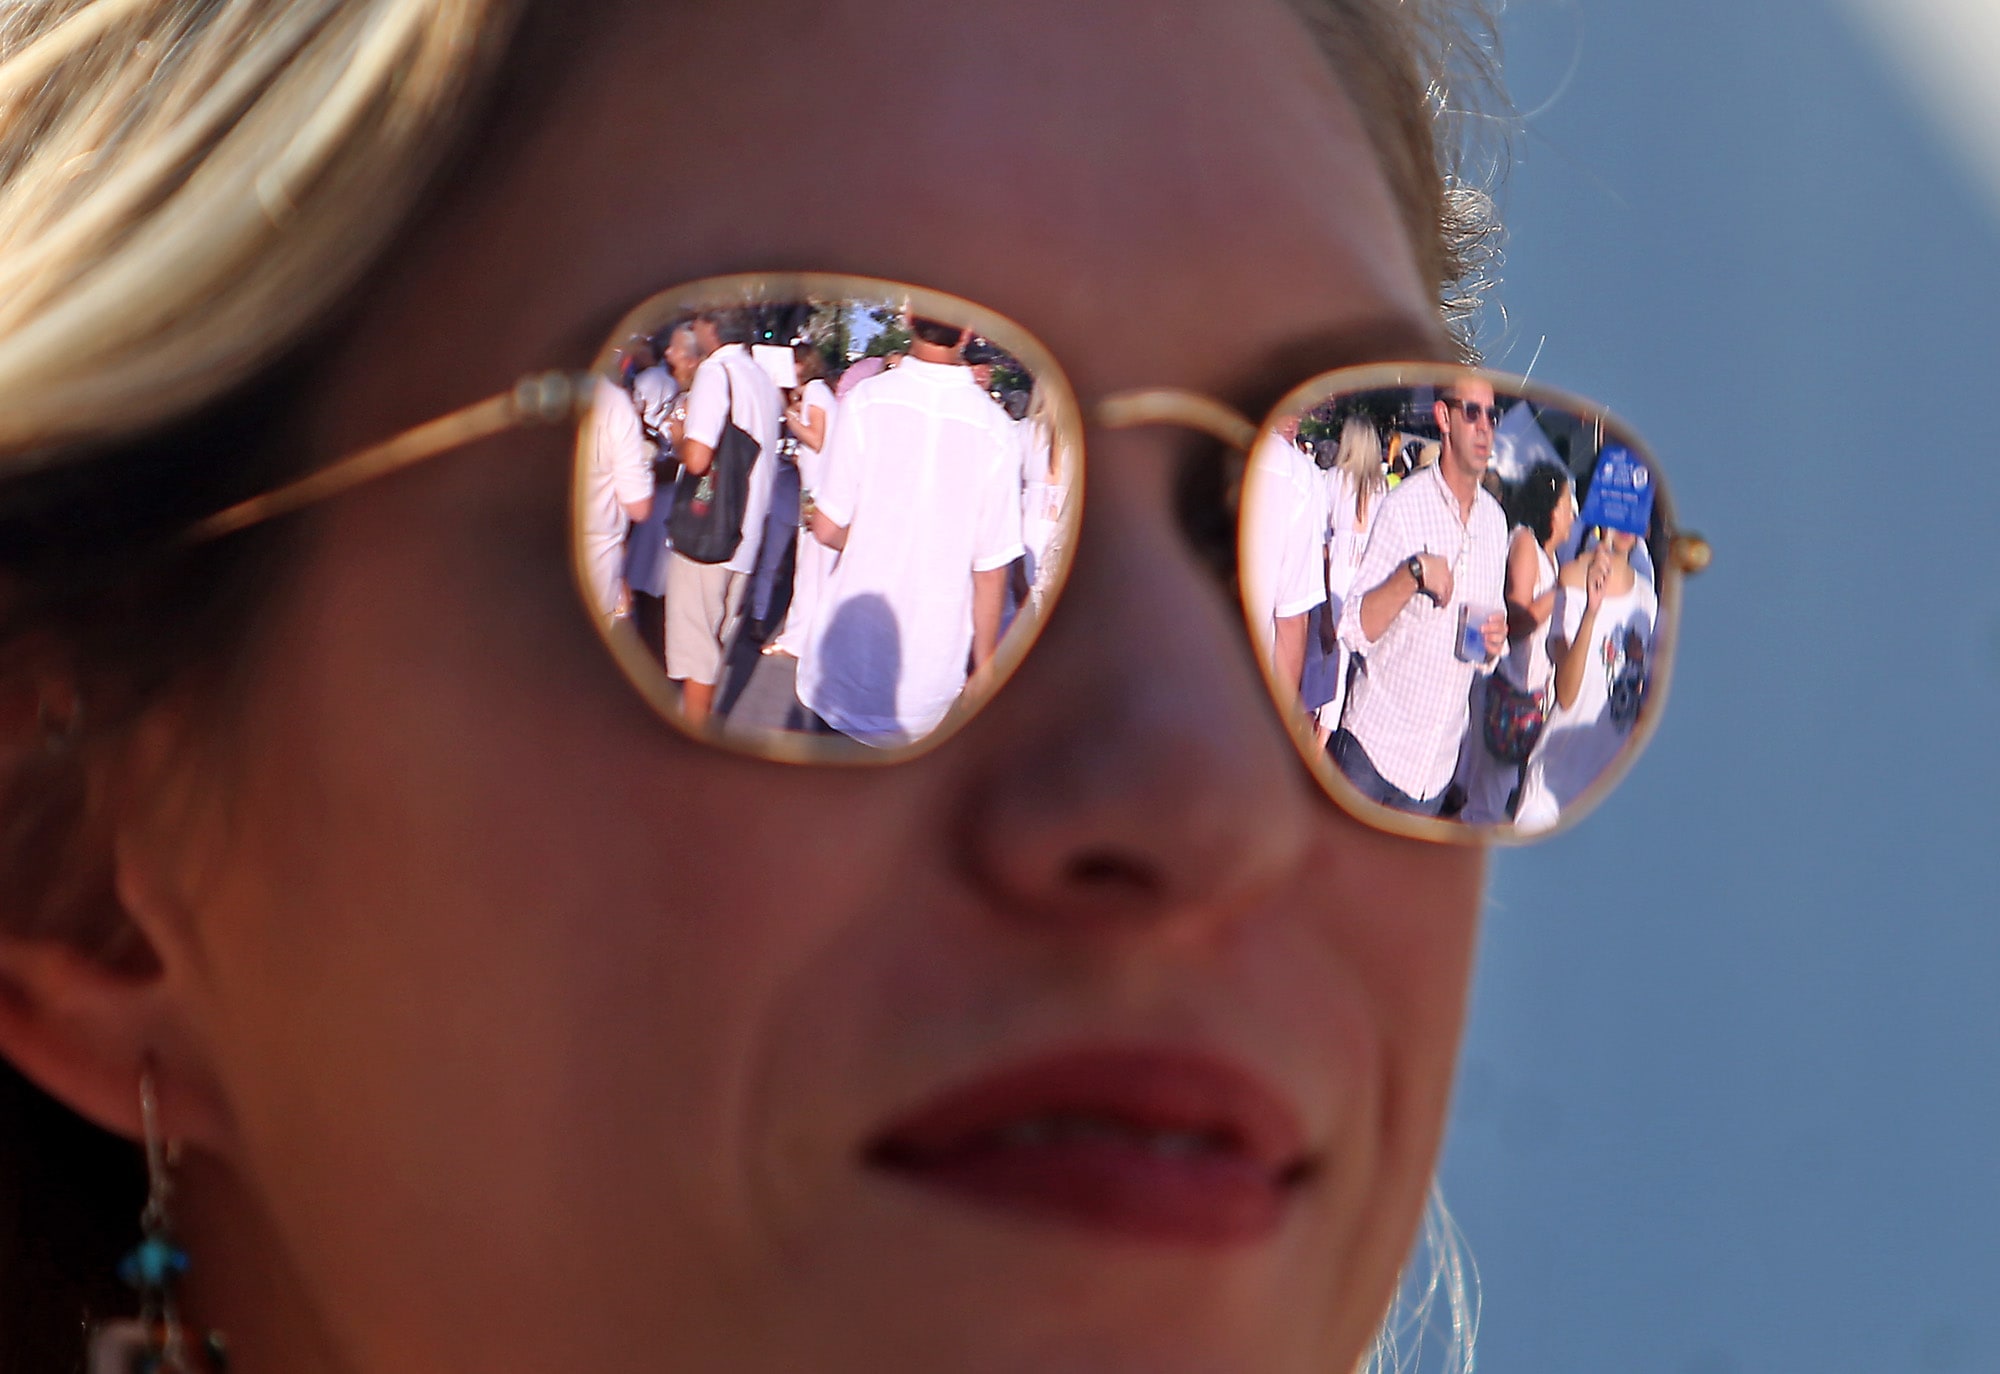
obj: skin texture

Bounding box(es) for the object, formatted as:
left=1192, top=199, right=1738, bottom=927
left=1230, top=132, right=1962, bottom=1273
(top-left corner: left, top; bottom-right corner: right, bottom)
left=0, top=3, right=1486, bottom=1372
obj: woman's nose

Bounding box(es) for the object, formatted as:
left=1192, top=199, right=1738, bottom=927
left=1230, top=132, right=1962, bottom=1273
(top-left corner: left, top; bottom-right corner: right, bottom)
left=954, top=428, right=1317, bottom=932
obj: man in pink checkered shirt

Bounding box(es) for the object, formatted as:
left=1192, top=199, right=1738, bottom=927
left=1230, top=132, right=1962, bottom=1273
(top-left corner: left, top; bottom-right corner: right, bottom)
left=1333, top=377, right=1511, bottom=816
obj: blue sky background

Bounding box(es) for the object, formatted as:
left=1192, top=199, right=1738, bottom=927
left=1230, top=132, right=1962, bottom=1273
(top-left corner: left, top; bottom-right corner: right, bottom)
left=1440, top=3, right=2000, bottom=1371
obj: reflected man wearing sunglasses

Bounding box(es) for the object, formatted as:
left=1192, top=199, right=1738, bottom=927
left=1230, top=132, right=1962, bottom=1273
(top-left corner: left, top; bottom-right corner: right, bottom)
left=1333, top=378, right=1510, bottom=815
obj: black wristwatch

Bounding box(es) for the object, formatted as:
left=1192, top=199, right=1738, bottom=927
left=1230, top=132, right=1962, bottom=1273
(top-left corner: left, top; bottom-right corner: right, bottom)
left=1405, top=554, right=1427, bottom=599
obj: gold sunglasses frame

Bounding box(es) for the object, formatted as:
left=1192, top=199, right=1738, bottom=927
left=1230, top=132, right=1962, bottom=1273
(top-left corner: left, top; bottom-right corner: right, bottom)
left=187, top=271, right=1708, bottom=847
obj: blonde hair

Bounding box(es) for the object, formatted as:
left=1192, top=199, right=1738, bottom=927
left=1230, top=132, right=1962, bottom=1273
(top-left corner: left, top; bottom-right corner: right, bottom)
left=1360, top=1185, right=1481, bottom=1374
left=1284, top=0, right=1505, bottom=352
left=0, top=0, right=518, bottom=463
left=1334, top=413, right=1387, bottom=523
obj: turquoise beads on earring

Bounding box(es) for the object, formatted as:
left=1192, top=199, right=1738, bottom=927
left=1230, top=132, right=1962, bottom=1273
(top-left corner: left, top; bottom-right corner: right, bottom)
left=85, top=1071, right=227, bottom=1374
left=118, top=1234, right=190, bottom=1291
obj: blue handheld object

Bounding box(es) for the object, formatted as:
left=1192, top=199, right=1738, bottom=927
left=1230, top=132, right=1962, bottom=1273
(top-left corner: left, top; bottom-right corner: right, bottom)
left=1578, top=443, right=1655, bottom=535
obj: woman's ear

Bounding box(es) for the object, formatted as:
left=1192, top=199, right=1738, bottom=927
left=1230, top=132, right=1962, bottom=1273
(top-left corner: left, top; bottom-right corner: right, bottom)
left=0, top=680, right=234, bottom=1154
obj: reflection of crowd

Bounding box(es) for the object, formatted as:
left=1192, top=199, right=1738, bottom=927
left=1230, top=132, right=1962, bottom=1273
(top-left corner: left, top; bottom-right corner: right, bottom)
left=586, top=307, right=1069, bottom=746
left=1246, top=377, right=1660, bottom=830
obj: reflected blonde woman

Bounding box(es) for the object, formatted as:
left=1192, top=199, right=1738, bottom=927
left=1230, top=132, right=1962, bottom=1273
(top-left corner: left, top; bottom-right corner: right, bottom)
left=1311, top=414, right=1390, bottom=743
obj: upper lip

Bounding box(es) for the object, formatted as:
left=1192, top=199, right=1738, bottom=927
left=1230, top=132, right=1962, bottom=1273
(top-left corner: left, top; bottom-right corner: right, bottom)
left=865, top=1045, right=1315, bottom=1181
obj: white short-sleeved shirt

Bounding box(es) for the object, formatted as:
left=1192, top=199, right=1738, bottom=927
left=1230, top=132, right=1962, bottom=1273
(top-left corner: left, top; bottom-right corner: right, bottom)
left=1240, top=433, right=1329, bottom=659
left=683, top=344, right=783, bottom=576
left=1336, top=462, right=1509, bottom=801
left=1515, top=569, right=1658, bottom=832
left=791, top=377, right=840, bottom=493
left=798, top=358, right=1027, bottom=745
left=583, top=377, right=656, bottom=617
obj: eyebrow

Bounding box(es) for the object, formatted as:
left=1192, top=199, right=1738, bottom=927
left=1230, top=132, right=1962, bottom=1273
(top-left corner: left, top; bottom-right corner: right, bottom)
left=1214, top=313, right=1458, bottom=423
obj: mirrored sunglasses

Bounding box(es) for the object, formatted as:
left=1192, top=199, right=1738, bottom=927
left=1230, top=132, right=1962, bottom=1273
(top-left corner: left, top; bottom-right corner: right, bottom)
left=189, top=273, right=1710, bottom=845
left=1439, top=397, right=1503, bottom=427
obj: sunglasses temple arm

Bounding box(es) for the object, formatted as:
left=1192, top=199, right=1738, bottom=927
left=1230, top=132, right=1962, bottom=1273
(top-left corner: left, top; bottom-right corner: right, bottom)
left=182, top=370, right=593, bottom=545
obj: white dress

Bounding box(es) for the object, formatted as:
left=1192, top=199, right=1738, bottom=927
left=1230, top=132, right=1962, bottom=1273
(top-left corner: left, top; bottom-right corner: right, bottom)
left=1513, top=569, right=1658, bottom=834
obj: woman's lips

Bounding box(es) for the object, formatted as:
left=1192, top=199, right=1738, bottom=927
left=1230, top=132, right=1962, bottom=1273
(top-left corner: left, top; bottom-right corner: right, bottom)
left=865, top=1047, right=1316, bottom=1246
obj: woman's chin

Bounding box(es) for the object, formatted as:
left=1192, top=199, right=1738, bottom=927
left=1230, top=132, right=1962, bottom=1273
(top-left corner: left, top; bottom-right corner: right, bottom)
left=736, top=1177, right=1359, bottom=1374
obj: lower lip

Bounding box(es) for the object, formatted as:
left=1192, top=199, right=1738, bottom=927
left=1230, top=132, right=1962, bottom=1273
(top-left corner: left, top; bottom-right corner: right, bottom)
left=872, top=1139, right=1296, bottom=1246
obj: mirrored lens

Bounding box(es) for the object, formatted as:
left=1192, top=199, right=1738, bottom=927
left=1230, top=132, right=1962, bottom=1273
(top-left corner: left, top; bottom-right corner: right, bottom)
left=574, top=278, right=1081, bottom=761
left=1243, top=369, right=1677, bottom=842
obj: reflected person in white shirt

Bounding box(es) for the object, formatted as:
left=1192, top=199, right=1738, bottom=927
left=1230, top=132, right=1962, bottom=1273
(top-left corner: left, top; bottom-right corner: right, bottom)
left=581, top=375, right=654, bottom=621
left=800, top=316, right=1025, bottom=746
left=1240, top=414, right=1328, bottom=695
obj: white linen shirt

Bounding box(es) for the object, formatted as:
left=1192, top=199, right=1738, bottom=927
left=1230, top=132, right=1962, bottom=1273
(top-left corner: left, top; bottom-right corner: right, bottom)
left=682, top=343, right=783, bottom=576
left=582, top=377, right=655, bottom=618
left=798, top=358, right=1026, bottom=745
left=1240, top=433, right=1329, bottom=660
left=1337, top=462, right=1508, bottom=800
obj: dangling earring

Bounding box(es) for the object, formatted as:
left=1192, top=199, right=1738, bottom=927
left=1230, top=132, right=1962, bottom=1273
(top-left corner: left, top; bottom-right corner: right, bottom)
left=87, top=1070, right=228, bottom=1374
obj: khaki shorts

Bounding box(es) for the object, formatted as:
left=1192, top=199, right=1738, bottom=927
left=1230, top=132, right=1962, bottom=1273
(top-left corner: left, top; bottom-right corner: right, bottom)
left=664, top=554, right=746, bottom=685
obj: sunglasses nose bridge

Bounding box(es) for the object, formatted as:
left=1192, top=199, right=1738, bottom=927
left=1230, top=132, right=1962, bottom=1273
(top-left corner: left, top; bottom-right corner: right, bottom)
left=1093, top=388, right=1259, bottom=452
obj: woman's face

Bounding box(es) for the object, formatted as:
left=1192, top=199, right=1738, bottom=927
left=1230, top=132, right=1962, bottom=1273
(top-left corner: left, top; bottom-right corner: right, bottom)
left=162, top=4, right=1482, bottom=1372
left=1552, top=479, right=1578, bottom=550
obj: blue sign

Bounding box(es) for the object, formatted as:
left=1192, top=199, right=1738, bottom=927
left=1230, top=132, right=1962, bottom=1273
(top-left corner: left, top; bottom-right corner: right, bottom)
left=1578, top=443, right=1655, bottom=535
